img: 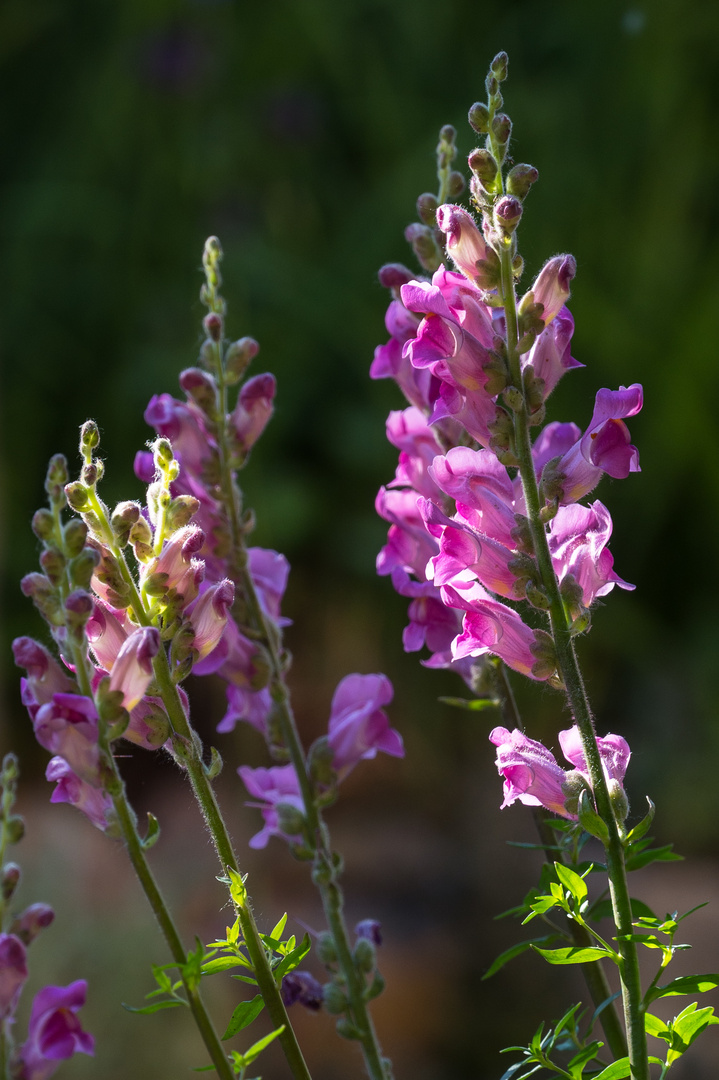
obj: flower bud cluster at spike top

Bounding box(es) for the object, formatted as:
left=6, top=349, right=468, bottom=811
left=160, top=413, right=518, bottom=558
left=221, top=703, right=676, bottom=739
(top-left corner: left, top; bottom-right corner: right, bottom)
left=371, top=80, right=642, bottom=801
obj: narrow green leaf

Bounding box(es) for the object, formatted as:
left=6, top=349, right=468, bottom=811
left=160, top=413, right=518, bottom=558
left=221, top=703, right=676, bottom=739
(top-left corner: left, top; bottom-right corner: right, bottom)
left=644, top=1013, right=670, bottom=1040
left=623, top=797, right=655, bottom=846
left=438, top=695, right=499, bottom=711
left=482, top=935, right=561, bottom=979
left=270, top=913, right=288, bottom=941
left=567, top=1039, right=602, bottom=1071
left=274, top=932, right=311, bottom=979
left=231, top=974, right=259, bottom=986
left=532, top=945, right=611, bottom=966
left=221, top=995, right=264, bottom=1041
left=203, top=956, right=253, bottom=976
left=122, top=999, right=185, bottom=1015
left=647, top=973, right=719, bottom=1003
left=242, top=1025, right=286, bottom=1065
left=591, top=1058, right=631, bottom=1080
left=625, top=844, right=683, bottom=873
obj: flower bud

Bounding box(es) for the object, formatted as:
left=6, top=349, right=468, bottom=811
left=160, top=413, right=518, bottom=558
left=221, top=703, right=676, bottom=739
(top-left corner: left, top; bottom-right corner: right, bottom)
left=446, top=170, right=466, bottom=198
left=491, top=51, right=509, bottom=81
left=352, top=938, right=376, bottom=973
left=5, top=816, right=24, bottom=845
left=39, top=548, right=66, bottom=586
left=377, top=263, right=415, bottom=290
left=317, top=932, right=337, bottom=965
left=63, top=518, right=89, bottom=558
left=188, top=579, right=234, bottom=659
left=13, top=903, right=54, bottom=945
left=64, top=482, right=91, bottom=512
left=608, top=777, right=629, bottom=824
left=179, top=368, right=218, bottom=418
left=403, top=222, right=442, bottom=272
left=275, top=801, right=306, bottom=837
left=468, top=101, right=489, bottom=134
left=528, top=254, right=576, bottom=326
left=203, top=312, right=223, bottom=342
left=152, top=437, right=174, bottom=471
left=281, top=971, right=323, bottom=1011
left=1, top=865, right=20, bottom=901
left=491, top=112, right=512, bottom=145
left=45, top=455, right=69, bottom=501
left=494, top=195, right=523, bottom=234
left=224, top=337, right=259, bottom=383
left=109, top=627, right=160, bottom=711
left=507, top=163, right=539, bottom=200
left=80, top=421, right=100, bottom=453
left=111, top=502, right=141, bottom=546
left=355, top=919, right=383, bottom=947
left=322, top=981, right=348, bottom=1015
left=31, top=509, right=55, bottom=543
left=68, top=547, right=100, bottom=591
left=166, top=496, right=200, bottom=533
left=561, top=769, right=590, bottom=817
left=468, top=147, right=498, bottom=187
left=416, top=192, right=438, bottom=226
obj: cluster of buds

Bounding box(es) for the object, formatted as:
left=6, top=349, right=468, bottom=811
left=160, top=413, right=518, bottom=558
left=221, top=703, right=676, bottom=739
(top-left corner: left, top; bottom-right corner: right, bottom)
left=0, top=756, right=93, bottom=1080
left=371, top=54, right=642, bottom=813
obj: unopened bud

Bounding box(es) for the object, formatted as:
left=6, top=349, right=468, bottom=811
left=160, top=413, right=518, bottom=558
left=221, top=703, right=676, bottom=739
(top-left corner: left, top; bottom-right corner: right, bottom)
left=39, top=548, right=65, bottom=586
left=5, top=815, right=24, bottom=844
left=353, top=938, right=376, bottom=973
left=468, top=101, right=490, bottom=134
left=152, top=438, right=174, bottom=470
left=490, top=51, right=509, bottom=81
left=64, top=482, right=90, bottom=512
left=317, top=932, right=337, bottom=965
left=468, top=147, right=498, bottom=187
left=203, top=312, right=223, bottom=342
left=416, top=192, right=438, bottom=226
left=166, top=496, right=200, bottom=532
left=491, top=113, right=512, bottom=146
left=276, top=802, right=306, bottom=837
left=307, top=736, right=336, bottom=787
left=561, top=770, right=590, bottom=817
left=2, top=864, right=20, bottom=900
left=608, top=778, right=629, bottom=824
left=439, top=123, right=456, bottom=144
left=31, top=509, right=55, bottom=542
left=68, top=547, right=100, bottom=590
left=80, top=421, right=100, bottom=453
left=495, top=195, right=523, bottom=233
left=63, top=518, right=89, bottom=557
left=447, top=171, right=465, bottom=198
left=507, top=163, right=539, bottom=200
left=81, top=462, right=98, bottom=487
left=224, top=337, right=259, bottom=382
left=179, top=368, right=218, bottom=417
left=377, top=263, right=414, bottom=290
left=111, top=501, right=141, bottom=545
left=404, top=222, right=441, bottom=272
left=13, top=903, right=54, bottom=945
left=323, top=981, right=348, bottom=1016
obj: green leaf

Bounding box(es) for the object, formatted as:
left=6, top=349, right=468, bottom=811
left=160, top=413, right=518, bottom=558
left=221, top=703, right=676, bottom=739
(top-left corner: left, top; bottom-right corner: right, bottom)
left=623, top=797, right=655, bottom=846
left=227, top=867, right=248, bottom=907
left=645, top=1013, right=670, bottom=1040
left=532, top=945, right=611, bottom=966
left=625, top=843, right=683, bottom=873
left=221, top=995, right=264, bottom=1041
left=482, top=935, right=561, bottom=979
left=241, top=1025, right=285, bottom=1066
left=554, top=862, right=589, bottom=906
left=438, top=695, right=499, bottom=711
left=591, top=1059, right=631, bottom=1080
left=567, top=1039, right=602, bottom=1072
left=231, top=974, right=259, bottom=986
left=647, top=973, right=719, bottom=1003
left=122, top=999, right=185, bottom=1015
left=270, top=913, right=288, bottom=941
left=203, top=956, right=254, bottom=976
left=667, top=1003, right=719, bottom=1063
left=274, top=932, right=311, bottom=979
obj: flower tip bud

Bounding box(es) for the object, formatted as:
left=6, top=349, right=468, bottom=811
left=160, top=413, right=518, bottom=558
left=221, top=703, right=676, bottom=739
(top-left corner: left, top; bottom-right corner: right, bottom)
left=80, top=420, right=100, bottom=452
left=468, top=147, right=498, bottom=186
left=491, top=112, right=512, bottom=145
left=608, top=778, right=629, bottom=824
left=2, top=863, right=21, bottom=900
left=416, top=192, right=438, bottom=226
left=468, top=102, right=489, bottom=134
left=377, top=263, right=415, bottom=289
left=202, top=312, right=223, bottom=341
left=439, top=123, right=456, bottom=143
left=204, top=235, right=222, bottom=259
left=490, top=51, right=509, bottom=81
left=495, top=195, right=523, bottom=232
left=31, top=509, right=55, bottom=542
left=507, top=163, right=539, bottom=200
left=45, top=454, right=69, bottom=494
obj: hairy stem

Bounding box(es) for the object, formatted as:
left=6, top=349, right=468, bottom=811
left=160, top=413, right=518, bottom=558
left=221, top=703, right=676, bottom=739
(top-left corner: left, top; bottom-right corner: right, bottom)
left=498, top=241, right=647, bottom=1078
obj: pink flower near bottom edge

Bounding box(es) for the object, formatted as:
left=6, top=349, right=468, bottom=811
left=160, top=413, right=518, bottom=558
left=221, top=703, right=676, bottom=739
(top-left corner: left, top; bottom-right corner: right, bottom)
left=17, top=980, right=94, bottom=1080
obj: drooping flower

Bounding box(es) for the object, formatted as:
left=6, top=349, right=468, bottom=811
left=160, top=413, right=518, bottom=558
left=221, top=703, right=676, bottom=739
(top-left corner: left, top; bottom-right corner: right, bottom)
left=238, top=764, right=304, bottom=849
left=109, top=627, right=160, bottom=711
left=31, top=695, right=100, bottom=787
left=527, top=254, right=576, bottom=327
left=188, top=579, right=235, bottom=660
left=12, top=640, right=75, bottom=712
left=0, top=933, right=28, bottom=1018
left=489, top=727, right=572, bottom=816
left=45, top=758, right=113, bottom=832
left=327, top=674, right=403, bottom=776
left=231, top=373, right=277, bottom=455
left=281, top=971, right=324, bottom=1011
left=17, top=980, right=94, bottom=1080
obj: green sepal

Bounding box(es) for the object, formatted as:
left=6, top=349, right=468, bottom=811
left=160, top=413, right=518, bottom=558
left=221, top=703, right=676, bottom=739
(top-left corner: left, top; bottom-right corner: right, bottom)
left=646, top=973, right=719, bottom=1005
left=623, top=797, right=655, bottom=846
left=531, top=945, right=612, bottom=965
left=221, top=995, right=264, bottom=1040
left=577, top=789, right=609, bottom=844
left=141, top=813, right=161, bottom=850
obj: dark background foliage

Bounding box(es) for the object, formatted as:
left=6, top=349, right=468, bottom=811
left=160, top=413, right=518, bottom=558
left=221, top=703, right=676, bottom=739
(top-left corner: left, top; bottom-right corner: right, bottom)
left=1, top=1, right=718, bottom=1077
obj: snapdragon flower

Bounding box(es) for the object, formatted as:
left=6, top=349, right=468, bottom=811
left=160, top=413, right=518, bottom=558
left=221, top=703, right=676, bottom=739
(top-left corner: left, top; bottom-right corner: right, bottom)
left=327, top=673, right=403, bottom=776
left=17, top=980, right=94, bottom=1080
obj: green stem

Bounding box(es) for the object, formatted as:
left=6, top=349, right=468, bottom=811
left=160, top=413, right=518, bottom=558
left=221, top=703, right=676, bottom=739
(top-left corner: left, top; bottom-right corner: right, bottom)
left=498, top=242, right=647, bottom=1079
left=210, top=333, right=389, bottom=1080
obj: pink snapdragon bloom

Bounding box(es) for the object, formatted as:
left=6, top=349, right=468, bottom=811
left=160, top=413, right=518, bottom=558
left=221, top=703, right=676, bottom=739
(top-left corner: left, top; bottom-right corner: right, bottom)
left=217, top=685, right=273, bottom=735
left=12, top=640, right=74, bottom=712
left=550, top=385, right=643, bottom=503
left=149, top=525, right=206, bottom=606
left=490, top=727, right=573, bottom=816
left=188, top=579, right=235, bottom=660
left=32, top=695, right=100, bottom=787
left=386, top=407, right=446, bottom=502
left=327, top=674, right=403, bottom=775
left=45, top=758, right=113, bottom=831
left=443, top=580, right=549, bottom=680
left=109, top=627, right=160, bottom=711
left=528, top=254, right=576, bottom=326
left=14, top=905, right=55, bottom=945
left=0, top=933, right=28, bottom=1018
left=144, top=393, right=212, bottom=473
left=238, top=764, right=304, bottom=849
left=231, top=373, right=276, bottom=454
left=17, top=980, right=94, bottom=1080
left=370, top=281, right=437, bottom=412
left=489, top=725, right=631, bottom=818
left=375, top=487, right=438, bottom=581
left=247, top=548, right=291, bottom=626
left=435, top=204, right=491, bottom=283
left=85, top=603, right=128, bottom=673
left=548, top=501, right=634, bottom=606
left=522, top=307, right=583, bottom=398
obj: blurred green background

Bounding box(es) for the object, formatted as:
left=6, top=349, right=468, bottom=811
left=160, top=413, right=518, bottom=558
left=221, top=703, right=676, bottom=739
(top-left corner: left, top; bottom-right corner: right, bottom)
left=2, top=0, right=719, bottom=1077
